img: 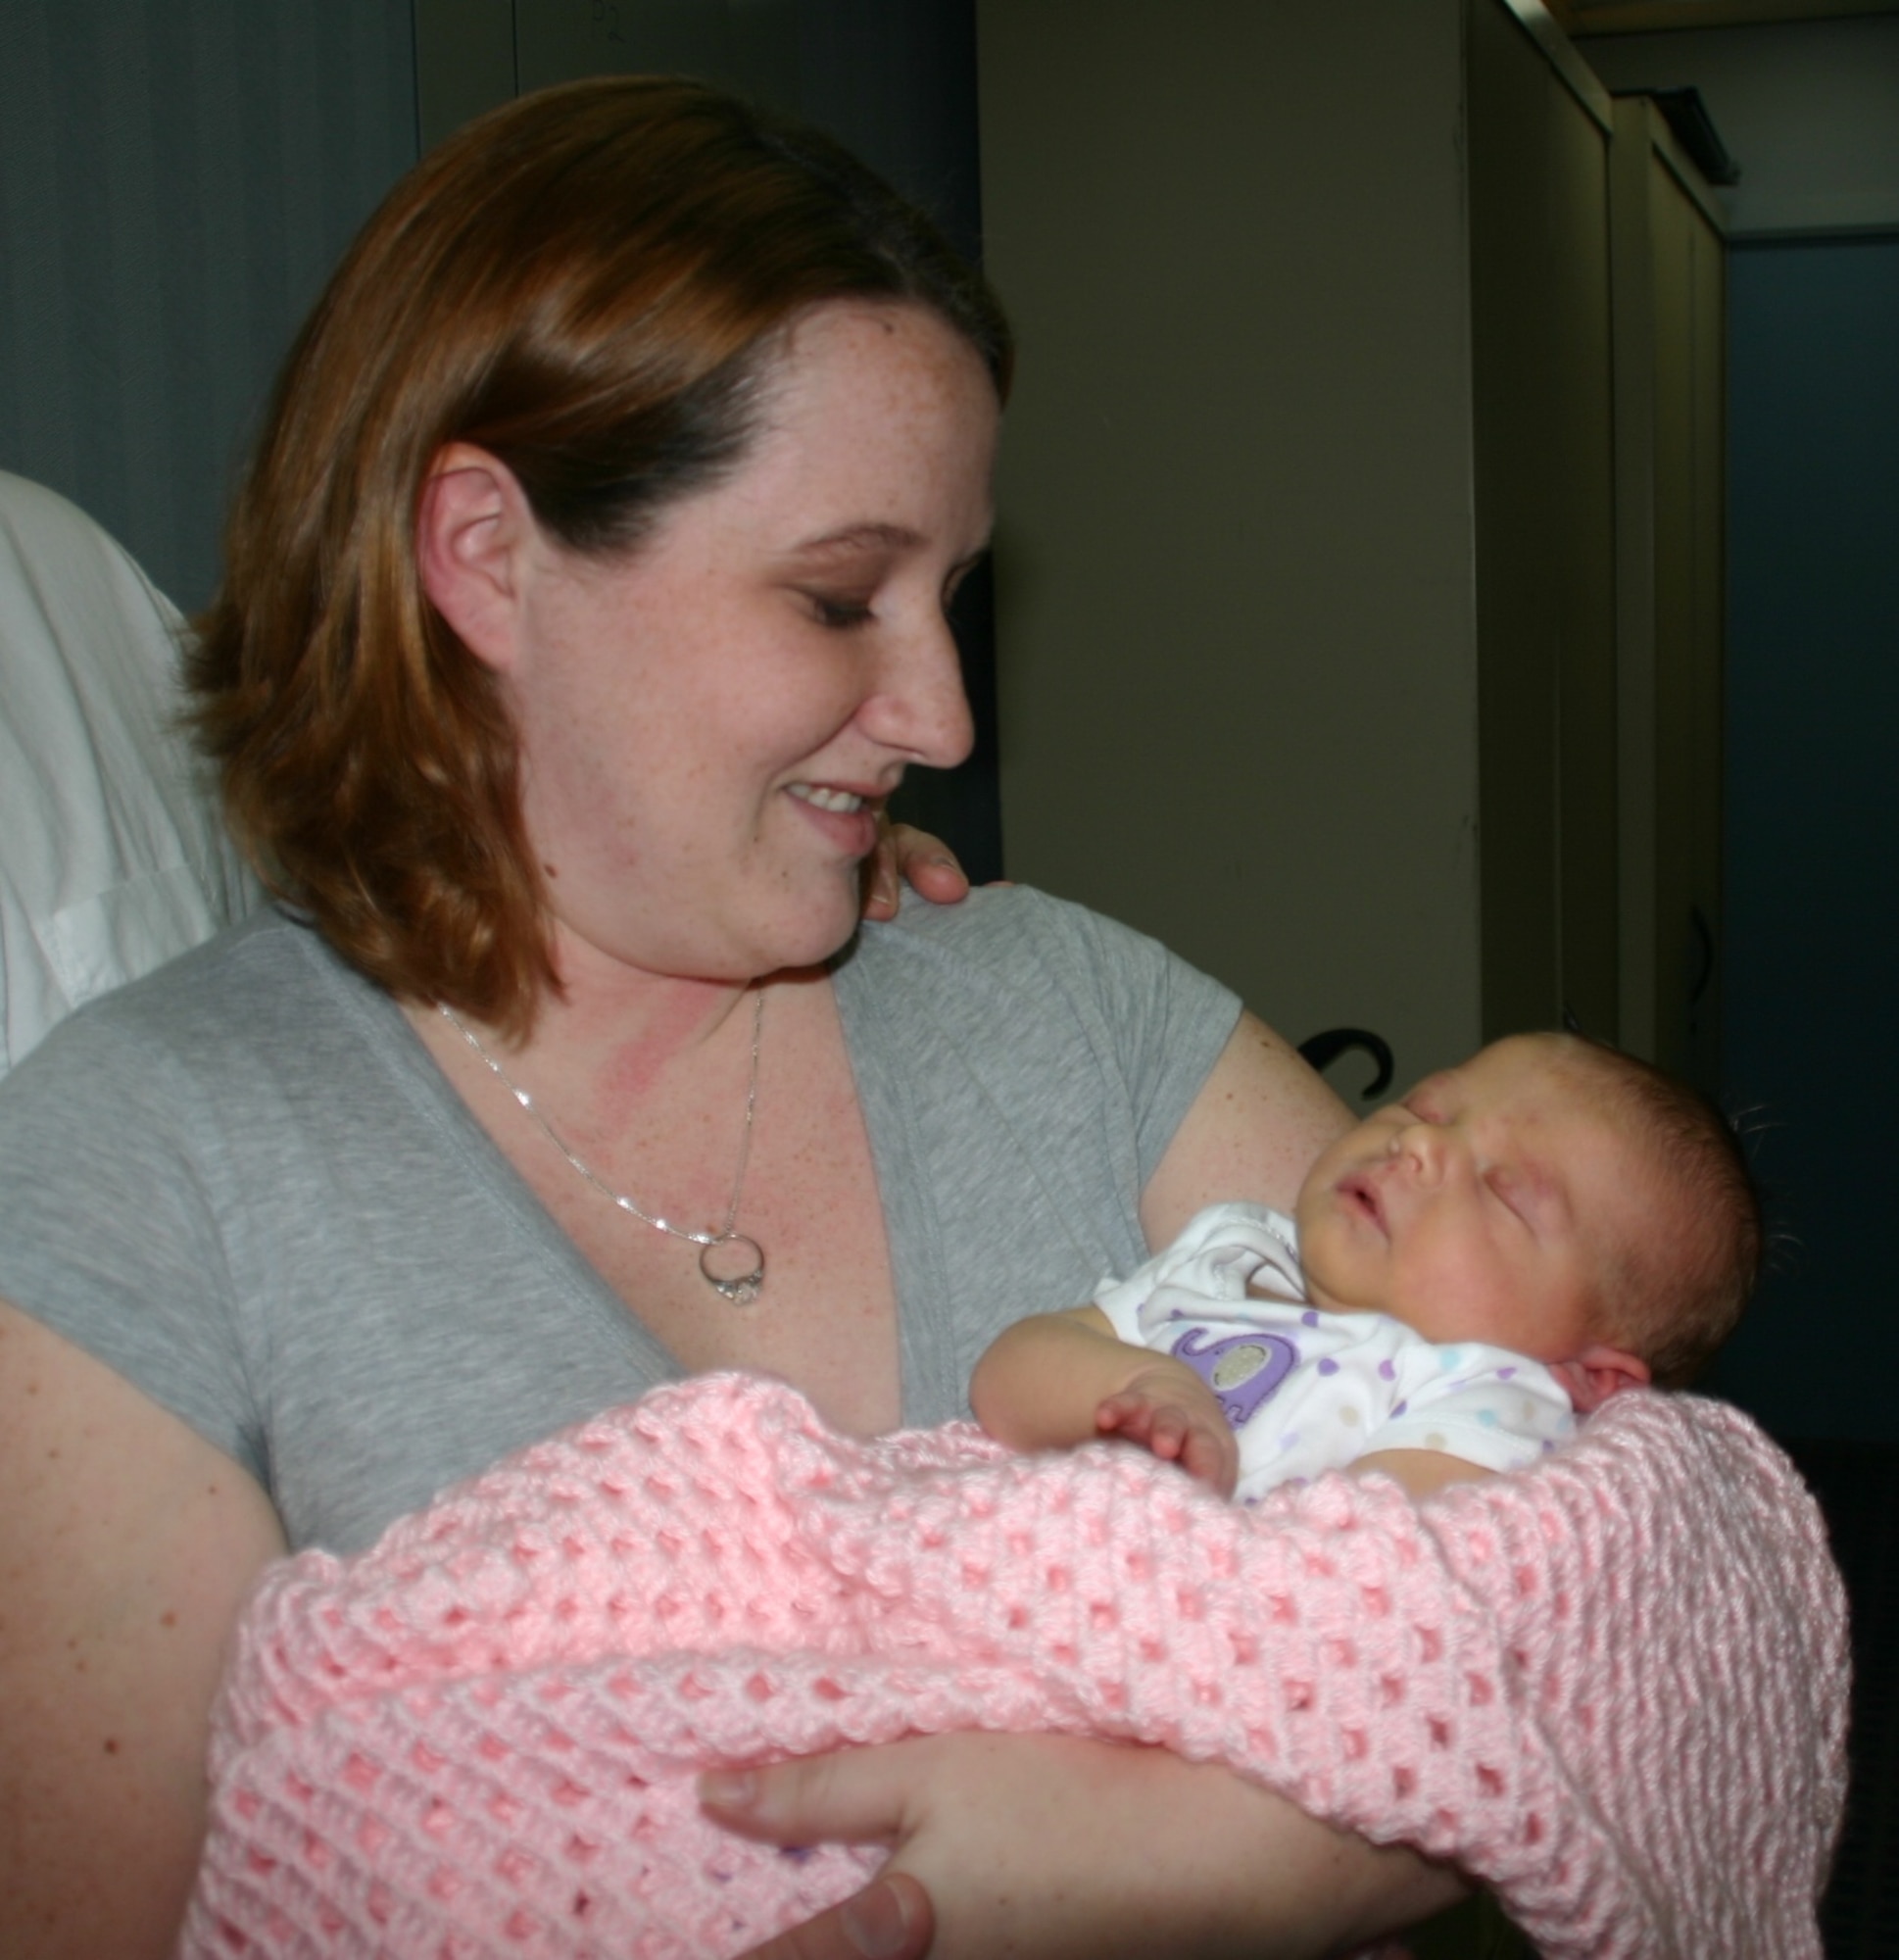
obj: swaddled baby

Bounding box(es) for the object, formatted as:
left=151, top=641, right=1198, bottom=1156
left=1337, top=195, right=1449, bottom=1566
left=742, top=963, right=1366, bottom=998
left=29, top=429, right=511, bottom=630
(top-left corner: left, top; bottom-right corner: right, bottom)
left=184, top=1041, right=1825, bottom=1960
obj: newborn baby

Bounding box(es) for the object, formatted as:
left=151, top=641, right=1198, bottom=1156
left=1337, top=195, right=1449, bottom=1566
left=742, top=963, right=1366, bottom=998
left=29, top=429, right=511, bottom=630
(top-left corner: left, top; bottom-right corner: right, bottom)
left=972, top=1033, right=1760, bottom=1500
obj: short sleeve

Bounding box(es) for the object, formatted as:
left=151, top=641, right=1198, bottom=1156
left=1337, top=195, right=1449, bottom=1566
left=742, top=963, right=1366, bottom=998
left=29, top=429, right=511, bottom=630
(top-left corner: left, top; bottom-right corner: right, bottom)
left=836, top=886, right=1243, bottom=1427
left=1032, top=898, right=1243, bottom=1193
left=0, top=1003, right=265, bottom=1481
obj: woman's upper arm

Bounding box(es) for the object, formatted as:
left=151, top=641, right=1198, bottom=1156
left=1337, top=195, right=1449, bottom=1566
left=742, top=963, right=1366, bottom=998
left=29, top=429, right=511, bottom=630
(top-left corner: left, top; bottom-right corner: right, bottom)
left=0, top=1298, right=286, bottom=1959
left=1140, top=1010, right=1352, bottom=1250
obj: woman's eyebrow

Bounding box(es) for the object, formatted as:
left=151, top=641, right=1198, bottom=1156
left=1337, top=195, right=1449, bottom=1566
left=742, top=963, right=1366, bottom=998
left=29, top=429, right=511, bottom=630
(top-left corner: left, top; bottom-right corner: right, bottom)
left=787, top=521, right=925, bottom=559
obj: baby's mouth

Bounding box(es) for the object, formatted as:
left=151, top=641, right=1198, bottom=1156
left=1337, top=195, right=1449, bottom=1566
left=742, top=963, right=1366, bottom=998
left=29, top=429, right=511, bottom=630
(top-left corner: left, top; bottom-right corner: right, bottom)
left=1339, top=1171, right=1386, bottom=1232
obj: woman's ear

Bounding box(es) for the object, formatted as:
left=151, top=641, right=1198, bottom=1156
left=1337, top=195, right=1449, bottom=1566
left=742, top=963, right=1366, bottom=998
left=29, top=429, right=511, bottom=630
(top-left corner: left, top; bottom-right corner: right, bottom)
left=415, top=443, right=537, bottom=673
left=1550, top=1344, right=1652, bottom=1415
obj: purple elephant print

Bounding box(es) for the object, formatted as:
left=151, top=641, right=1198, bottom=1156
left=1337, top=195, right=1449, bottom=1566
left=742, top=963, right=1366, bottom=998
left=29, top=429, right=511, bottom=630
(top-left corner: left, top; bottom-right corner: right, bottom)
left=1169, top=1325, right=1297, bottom=1427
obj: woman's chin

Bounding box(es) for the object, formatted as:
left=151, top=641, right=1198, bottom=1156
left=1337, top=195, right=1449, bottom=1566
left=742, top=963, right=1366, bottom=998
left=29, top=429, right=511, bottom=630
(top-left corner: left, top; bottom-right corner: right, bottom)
left=799, top=901, right=874, bottom=969
left=743, top=880, right=868, bottom=977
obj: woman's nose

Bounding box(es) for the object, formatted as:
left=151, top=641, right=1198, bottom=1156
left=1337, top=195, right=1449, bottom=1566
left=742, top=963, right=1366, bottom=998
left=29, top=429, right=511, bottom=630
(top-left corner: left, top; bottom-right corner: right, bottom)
left=861, top=612, right=976, bottom=769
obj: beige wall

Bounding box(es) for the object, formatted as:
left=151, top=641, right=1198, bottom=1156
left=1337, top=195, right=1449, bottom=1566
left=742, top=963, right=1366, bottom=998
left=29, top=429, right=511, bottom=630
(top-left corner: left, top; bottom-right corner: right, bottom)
left=978, top=0, right=1484, bottom=1091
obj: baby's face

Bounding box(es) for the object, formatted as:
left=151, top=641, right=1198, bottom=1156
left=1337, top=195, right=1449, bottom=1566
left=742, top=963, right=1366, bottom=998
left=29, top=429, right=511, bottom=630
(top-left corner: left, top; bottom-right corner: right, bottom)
left=1294, top=1035, right=1656, bottom=1360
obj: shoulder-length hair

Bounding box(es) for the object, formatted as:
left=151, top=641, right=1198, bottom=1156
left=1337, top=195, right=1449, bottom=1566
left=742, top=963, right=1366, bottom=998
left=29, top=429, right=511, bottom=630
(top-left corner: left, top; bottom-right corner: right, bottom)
left=191, top=75, right=1011, bottom=1037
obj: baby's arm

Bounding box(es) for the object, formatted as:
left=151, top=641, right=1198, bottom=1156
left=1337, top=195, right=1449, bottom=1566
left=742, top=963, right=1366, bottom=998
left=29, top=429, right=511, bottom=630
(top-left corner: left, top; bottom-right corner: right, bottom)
left=971, top=1306, right=1241, bottom=1496
left=1349, top=1447, right=1492, bottom=1498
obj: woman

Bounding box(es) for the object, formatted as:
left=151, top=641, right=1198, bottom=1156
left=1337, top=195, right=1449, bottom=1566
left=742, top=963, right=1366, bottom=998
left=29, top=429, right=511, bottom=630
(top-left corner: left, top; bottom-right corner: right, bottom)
left=0, top=78, right=1835, bottom=1960
left=0, top=75, right=1459, bottom=1957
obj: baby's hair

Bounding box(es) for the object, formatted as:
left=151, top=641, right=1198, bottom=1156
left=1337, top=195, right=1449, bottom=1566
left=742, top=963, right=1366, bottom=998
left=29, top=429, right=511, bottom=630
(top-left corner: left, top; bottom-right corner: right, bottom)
left=1559, top=1036, right=1762, bottom=1387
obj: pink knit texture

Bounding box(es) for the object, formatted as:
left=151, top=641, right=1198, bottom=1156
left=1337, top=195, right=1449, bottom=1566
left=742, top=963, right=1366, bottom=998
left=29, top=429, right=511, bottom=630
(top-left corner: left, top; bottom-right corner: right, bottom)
left=184, top=1374, right=1848, bottom=1959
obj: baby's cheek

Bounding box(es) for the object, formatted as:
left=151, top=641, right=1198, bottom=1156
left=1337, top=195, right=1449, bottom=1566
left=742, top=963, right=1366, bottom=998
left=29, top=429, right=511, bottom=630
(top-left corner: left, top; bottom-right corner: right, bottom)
left=1294, top=1228, right=1375, bottom=1313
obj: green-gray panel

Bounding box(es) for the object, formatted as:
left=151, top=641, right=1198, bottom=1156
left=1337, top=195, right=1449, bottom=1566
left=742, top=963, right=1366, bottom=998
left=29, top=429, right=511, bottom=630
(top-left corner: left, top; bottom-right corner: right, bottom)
left=514, top=0, right=799, bottom=101
left=0, top=0, right=418, bottom=611
left=415, top=0, right=516, bottom=150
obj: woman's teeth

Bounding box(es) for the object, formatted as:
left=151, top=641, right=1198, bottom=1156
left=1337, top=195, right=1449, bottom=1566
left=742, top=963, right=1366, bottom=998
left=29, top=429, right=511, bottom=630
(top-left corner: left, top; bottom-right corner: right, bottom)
left=789, top=785, right=865, bottom=813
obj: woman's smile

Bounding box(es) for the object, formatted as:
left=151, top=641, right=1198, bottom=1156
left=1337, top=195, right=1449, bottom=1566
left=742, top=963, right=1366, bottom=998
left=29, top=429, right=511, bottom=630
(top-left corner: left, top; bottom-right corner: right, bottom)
left=786, top=783, right=869, bottom=815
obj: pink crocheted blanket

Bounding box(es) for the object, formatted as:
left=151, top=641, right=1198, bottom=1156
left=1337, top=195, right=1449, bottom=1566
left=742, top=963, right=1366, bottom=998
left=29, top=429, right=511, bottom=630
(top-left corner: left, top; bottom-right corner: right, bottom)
left=185, top=1373, right=1847, bottom=1960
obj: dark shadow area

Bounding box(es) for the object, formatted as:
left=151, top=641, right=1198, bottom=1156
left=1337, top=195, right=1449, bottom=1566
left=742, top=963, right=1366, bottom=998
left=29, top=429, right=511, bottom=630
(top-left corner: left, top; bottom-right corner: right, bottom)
left=1707, top=233, right=1899, bottom=1447
left=1784, top=1436, right=1899, bottom=1958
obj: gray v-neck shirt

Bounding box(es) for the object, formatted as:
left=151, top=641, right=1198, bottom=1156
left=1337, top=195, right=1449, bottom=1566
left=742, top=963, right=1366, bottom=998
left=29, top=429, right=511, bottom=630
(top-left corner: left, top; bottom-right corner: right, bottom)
left=0, top=887, right=1237, bottom=1552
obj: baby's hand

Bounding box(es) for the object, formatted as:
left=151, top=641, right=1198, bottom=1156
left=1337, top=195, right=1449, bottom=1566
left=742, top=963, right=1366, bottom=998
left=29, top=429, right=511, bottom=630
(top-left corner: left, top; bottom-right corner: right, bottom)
left=1095, top=1365, right=1240, bottom=1498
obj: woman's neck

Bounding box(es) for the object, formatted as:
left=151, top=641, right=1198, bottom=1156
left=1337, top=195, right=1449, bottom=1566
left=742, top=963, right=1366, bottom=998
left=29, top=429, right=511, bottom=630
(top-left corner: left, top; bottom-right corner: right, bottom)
left=413, top=930, right=835, bottom=1145
left=536, top=962, right=757, bottom=1080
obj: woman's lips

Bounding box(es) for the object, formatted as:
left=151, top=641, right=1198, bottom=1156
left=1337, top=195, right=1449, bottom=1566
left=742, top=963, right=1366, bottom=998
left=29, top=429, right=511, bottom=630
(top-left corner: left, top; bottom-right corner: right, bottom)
left=784, top=780, right=880, bottom=855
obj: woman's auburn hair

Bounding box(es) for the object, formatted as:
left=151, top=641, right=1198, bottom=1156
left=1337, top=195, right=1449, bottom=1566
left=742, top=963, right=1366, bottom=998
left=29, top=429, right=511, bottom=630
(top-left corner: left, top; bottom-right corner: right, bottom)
left=191, top=75, right=1012, bottom=1038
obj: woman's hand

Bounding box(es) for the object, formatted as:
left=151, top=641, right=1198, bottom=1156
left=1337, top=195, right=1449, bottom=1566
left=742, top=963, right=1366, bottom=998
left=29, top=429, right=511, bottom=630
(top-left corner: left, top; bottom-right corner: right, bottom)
left=860, top=820, right=972, bottom=920
left=705, top=1733, right=1467, bottom=1959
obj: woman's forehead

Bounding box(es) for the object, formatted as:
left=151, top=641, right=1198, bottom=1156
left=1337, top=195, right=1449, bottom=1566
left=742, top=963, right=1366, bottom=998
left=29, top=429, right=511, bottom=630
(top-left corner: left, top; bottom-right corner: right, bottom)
left=705, top=306, right=998, bottom=537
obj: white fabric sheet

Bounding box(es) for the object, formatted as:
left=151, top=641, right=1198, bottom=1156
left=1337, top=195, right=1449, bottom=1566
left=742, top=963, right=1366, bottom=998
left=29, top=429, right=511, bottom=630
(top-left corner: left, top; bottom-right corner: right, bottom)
left=0, top=472, right=258, bottom=1075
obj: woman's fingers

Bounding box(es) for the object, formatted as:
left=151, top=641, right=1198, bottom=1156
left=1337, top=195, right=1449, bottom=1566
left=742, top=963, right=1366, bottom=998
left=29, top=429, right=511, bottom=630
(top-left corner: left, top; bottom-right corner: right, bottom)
left=894, top=822, right=971, bottom=904
left=860, top=825, right=901, bottom=919
left=703, top=1758, right=934, bottom=1960
left=700, top=1749, right=907, bottom=1846
left=725, top=1872, right=934, bottom=1960
left=860, top=820, right=971, bottom=920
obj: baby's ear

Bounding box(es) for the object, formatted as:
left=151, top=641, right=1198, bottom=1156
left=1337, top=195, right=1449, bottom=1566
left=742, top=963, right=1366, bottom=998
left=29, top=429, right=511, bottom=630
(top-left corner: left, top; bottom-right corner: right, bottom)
left=1549, top=1345, right=1651, bottom=1414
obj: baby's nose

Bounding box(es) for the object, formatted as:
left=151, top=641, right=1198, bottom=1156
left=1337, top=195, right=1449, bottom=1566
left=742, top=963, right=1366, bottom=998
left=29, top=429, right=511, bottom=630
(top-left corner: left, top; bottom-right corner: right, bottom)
left=1393, top=1120, right=1445, bottom=1179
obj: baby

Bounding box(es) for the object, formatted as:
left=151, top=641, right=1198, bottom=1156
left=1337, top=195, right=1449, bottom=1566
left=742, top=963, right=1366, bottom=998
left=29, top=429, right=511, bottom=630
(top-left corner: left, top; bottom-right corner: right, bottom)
left=972, top=1032, right=1761, bottom=1501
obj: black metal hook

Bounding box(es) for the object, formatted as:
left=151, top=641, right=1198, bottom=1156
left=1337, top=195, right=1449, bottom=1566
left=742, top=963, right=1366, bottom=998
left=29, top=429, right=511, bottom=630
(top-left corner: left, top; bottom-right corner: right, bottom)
left=1296, top=1027, right=1395, bottom=1101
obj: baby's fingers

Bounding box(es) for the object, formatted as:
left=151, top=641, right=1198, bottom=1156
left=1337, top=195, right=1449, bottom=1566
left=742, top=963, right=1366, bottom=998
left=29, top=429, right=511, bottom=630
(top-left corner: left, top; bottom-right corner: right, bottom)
left=1095, top=1392, right=1157, bottom=1446
left=1180, top=1423, right=1241, bottom=1498
left=1097, top=1393, right=1203, bottom=1465
left=1143, top=1403, right=1197, bottom=1462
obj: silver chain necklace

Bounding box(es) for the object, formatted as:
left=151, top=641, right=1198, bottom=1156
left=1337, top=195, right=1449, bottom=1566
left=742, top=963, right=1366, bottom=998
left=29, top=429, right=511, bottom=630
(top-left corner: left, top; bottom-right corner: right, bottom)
left=438, top=989, right=767, bottom=1305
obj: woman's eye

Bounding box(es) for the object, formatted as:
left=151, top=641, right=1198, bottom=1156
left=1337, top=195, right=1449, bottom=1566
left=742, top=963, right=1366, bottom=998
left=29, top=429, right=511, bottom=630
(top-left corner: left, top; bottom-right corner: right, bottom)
left=943, top=548, right=990, bottom=613
left=806, top=593, right=874, bottom=630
